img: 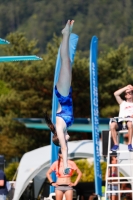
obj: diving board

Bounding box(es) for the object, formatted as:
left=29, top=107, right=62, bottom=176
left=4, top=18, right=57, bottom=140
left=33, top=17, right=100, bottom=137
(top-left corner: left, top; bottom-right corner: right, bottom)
left=0, top=55, right=42, bottom=62
left=0, top=38, right=10, bottom=44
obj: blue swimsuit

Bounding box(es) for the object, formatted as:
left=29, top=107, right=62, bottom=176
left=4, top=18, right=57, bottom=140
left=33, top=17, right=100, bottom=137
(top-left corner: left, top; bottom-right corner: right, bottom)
left=55, top=86, right=74, bottom=127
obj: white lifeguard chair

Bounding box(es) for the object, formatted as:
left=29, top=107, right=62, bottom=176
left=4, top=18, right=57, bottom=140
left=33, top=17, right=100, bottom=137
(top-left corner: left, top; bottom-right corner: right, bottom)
left=105, top=117, right=133, bottom=200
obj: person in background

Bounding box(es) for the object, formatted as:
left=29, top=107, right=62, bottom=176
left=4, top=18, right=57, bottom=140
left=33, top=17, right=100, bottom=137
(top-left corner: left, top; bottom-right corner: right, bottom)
left=121, top=182, right=132, bottom=200
left=88, top=194, right=98, bottom=200
left=45, top=20, right=76, bottom=175
left=106, top=156, right=118, bottom=200
left=110, top=84, right=133, bottom=152
left=46, top=148, right=82, bottom=200
left=0, top=169, right=8, bottom=200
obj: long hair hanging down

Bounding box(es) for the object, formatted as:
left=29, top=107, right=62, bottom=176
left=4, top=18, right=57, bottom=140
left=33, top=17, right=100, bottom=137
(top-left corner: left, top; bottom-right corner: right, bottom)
left=44, top=112, right=60, bottom=146
left=58, top=148, right=62, bottom=175
left=44, top=112, right=57, bottom=134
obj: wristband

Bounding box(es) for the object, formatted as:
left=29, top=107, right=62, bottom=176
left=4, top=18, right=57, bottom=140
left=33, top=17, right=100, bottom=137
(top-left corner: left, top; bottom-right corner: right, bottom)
left=50, top=181, right=55, bottom=185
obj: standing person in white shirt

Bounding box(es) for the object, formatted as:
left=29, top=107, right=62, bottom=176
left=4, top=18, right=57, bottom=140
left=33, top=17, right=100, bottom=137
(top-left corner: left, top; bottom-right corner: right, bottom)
left=110, top=84, right=133, bottom=152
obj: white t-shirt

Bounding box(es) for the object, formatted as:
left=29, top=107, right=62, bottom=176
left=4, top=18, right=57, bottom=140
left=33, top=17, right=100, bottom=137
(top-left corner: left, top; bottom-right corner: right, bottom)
left=118, top=100, right=133, bottom=121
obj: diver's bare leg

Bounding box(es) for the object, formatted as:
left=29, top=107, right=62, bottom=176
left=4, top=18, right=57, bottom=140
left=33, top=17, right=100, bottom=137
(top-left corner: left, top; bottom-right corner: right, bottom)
left=56, top=20, right=74, bottom=96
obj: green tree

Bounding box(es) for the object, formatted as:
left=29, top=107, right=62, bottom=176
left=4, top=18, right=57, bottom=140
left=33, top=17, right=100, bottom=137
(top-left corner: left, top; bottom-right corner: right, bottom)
left=0, top=32, right=60, bottom=160
left=1, top=0, right=133, bottom=54
left=98, top=44, right=133, bottom=117
left=5, top=162, right=19, bottom=181
left=71, top=159, right=106, bottom=182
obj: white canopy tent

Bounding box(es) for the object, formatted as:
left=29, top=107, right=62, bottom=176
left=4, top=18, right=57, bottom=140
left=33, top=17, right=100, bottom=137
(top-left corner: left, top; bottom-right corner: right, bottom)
left=13, top=140, right=132, bottom=200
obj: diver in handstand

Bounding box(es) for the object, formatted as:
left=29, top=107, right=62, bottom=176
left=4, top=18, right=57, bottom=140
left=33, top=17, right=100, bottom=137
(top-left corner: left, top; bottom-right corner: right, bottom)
left=45, top=20, right=75, bottom=175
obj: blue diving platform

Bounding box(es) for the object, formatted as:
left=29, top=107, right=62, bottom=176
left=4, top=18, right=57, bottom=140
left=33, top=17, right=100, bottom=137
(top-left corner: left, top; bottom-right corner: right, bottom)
left=0, top=38, right=10, bottom=44
left=0, top=55, right=42, bottom=62
left=14, top=118, right=109, bottom=133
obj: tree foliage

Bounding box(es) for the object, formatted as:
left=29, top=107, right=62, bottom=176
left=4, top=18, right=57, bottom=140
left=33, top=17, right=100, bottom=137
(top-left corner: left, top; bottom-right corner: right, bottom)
left=4, top=162, right=19, bottom=181
left=0, top=0, right=133, bottom=54
left=71, top=159, right=107, bottom=182
left=0, top=32, right=60, bottom=160
left=98, top=44, right=133, bottom=117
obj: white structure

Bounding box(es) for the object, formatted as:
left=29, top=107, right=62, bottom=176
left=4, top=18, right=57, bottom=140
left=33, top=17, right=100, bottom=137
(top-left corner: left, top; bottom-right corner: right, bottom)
left=13, top=140, right=131, bottom=200
left=105, top=126, right=133, bottom=199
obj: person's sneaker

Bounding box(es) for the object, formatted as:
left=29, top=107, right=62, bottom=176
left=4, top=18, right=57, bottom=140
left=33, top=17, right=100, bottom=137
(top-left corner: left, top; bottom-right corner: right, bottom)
left=63, top=168, right=71, bottom=175
left=111, top=145, right=119, bottom=152
left=128, top=144, right=133, bottom=151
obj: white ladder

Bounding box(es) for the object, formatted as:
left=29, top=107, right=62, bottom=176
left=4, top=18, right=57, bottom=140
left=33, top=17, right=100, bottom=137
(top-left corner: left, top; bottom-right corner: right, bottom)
left=105, top=121, right=133, bottom=200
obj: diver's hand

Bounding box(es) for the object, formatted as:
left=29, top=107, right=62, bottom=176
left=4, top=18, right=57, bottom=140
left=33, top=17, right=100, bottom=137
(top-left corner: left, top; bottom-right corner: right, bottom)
left=65, top=134, right=70, bottom=141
